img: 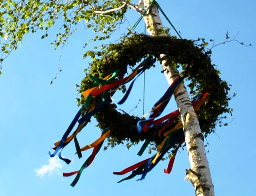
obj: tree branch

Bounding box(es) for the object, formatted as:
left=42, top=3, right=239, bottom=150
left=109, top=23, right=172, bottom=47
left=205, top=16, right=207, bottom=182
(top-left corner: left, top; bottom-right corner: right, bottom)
left=118, top=0, right=143, bottom=14
left=88, top=2, right=128, bottom=15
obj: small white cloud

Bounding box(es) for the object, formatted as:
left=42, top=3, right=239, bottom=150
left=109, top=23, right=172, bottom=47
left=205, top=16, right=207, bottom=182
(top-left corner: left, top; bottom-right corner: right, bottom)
left=35, top=157, right=62, bottom=178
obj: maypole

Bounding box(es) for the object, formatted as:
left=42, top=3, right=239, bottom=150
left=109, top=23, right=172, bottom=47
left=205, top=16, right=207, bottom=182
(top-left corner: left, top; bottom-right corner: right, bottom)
left=1, top=1, right=235, bottom=195
left=139, top=0, right=215, bottom=195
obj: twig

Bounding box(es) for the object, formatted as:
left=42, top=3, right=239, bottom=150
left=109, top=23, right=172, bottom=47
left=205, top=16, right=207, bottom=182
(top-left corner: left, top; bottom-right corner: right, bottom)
left=210, top=31, right=252, bottom=50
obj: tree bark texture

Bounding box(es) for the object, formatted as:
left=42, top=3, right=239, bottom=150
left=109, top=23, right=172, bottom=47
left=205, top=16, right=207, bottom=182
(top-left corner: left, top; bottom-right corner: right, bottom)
left=138, top=0, right=215, bottom=195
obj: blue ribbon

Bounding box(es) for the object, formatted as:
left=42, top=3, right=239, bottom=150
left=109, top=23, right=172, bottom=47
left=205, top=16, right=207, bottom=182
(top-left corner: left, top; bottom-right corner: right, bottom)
left=118, top=58, right=156, bottom=104
left=137, top=76, right=184, bottom=132
left=78, top=92, right=114, bottom=125
left=49, top=109, right=81, bottom=157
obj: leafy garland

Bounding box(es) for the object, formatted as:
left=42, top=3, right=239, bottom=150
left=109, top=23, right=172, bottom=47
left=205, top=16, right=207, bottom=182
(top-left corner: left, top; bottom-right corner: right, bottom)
left=79, top=33, right=231, bottom=147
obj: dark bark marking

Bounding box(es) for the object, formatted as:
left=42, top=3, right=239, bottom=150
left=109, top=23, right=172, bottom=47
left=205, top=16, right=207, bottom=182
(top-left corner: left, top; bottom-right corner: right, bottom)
left=194, top=133, right=204, bottom=142
left=184, top=102, right=192, bottom=107
left=176, top=91, right=186, bottom=98
left=189, top=146, right=198, bottom=151
left=196, top=184, right=211, bottom=194
left=186, top=168, right=201, bottom=178
left=197, top=165, right=206, bottom=169
left=186, top=169, right=211, bottom=195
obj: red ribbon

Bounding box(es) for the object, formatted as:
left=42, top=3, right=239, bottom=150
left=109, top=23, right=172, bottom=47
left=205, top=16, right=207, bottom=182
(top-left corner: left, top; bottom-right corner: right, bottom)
left=113, top=158, right=150, bottom=175
left=63, top=171, right=79, bottom=177
left=63, top=145, right=99, bottom=177
left=164, top=138, right=185, bottom=174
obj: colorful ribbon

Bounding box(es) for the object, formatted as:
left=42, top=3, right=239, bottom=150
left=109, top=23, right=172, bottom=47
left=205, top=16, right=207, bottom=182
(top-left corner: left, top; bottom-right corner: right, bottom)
left=50, top=53, right=210, bottom=186
left=164, top=138, right=185, bottom=174
left=82, top=57, right=156, bottom=98
left=72, top=129, right=110, bottom=159
left=49, top=109, right=81, bottom=158
left=137, top=76, right=183, bottom=132
left=63, top=128, right=110, bottom=187
left=114, top=131, right=185, bottom=182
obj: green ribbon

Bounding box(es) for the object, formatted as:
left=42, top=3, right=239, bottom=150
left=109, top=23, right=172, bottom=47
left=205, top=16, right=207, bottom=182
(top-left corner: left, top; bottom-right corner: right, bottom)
left=137, top=134, right=158, bottom=156
left=74, top=136, right=82, bottom=159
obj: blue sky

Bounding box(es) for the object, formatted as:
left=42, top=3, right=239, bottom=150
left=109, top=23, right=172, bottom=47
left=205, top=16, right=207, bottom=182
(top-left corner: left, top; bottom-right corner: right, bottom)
left=0, top=0, right=256, bottom=195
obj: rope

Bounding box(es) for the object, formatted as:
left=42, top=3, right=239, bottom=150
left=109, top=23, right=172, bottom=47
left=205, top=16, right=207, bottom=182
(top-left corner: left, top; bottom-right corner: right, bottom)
left=154, top=1, right=182, bottom=39
left=126, top=0, right=155, bottom=36
left=128, top=1, right=182, bottom=39
left=127, top=0, right=181, bottom=39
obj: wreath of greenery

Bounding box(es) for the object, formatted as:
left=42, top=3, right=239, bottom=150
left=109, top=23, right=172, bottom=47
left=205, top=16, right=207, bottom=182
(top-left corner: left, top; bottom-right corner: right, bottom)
left=79, top=34, right=231, bottom=148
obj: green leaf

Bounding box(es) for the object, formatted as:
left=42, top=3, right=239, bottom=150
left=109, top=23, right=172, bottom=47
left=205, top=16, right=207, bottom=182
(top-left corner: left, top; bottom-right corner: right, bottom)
left=203, top=42, right=208, bottom=47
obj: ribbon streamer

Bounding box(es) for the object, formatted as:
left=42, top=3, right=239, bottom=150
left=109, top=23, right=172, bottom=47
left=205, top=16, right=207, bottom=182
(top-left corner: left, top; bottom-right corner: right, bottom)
left=49, top=109, right=81, bottom=158
left=63, top=142, right=102, bottom=187
left=114, top=131, right=185, bottom=182
left=118, top=58, right=156, bottom=104
left=164, top=138, right=185, bottom=174
left=63, top=128, right=110, bottom=186
left=82, top=58, right=155, bottom=98
left=137, top=76, right=183, bottom=132
left=113, top=158, right=150, bottom=175
left=137, top=134, right=158, bottom=156
left=74, top=136, right=82, bottom=159
left=50, top=49, right=210, bottom=186
left=72, top=129, right=110, bottom=159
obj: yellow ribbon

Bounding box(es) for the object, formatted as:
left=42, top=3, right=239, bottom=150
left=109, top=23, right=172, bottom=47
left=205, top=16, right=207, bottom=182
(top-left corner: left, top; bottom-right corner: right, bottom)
left=82, top=87, right=97, bottom=99
left=151, top=136, right=169, bottom=164
left=73, top=130, right=111, bottom=157
left=163, top=122, right=183, bottom=137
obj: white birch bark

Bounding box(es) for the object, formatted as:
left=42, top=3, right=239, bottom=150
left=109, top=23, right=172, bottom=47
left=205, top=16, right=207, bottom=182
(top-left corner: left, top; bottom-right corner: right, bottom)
left=136, top=0, right=215, bottom=195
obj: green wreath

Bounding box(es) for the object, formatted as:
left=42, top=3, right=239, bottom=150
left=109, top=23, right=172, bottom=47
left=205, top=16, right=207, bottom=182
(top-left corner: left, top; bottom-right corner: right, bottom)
left=79, top=34, right=231, bottom=147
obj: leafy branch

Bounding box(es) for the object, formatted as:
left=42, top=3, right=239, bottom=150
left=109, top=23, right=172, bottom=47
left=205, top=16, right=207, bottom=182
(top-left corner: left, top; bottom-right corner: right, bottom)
left=0, top=0, right=131, bottom=71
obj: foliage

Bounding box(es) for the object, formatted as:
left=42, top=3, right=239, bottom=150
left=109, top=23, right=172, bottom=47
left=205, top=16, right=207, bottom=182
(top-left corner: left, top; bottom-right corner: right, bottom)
left=0, top=0, right=129, bottom=69
left=79, top=33, right=232, bottom=148
left=1, top=0, right=232, bottom=150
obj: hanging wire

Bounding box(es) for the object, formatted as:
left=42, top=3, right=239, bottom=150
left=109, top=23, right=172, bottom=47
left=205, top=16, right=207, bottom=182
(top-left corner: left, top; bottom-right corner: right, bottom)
left=143, top=24, right=147, bottom=115
left=123, top=0, right=182, bottom=115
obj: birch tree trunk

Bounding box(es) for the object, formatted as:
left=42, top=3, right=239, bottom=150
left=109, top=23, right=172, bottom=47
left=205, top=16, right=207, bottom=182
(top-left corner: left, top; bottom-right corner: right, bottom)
left=137, top=0, right=215, bottom=195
